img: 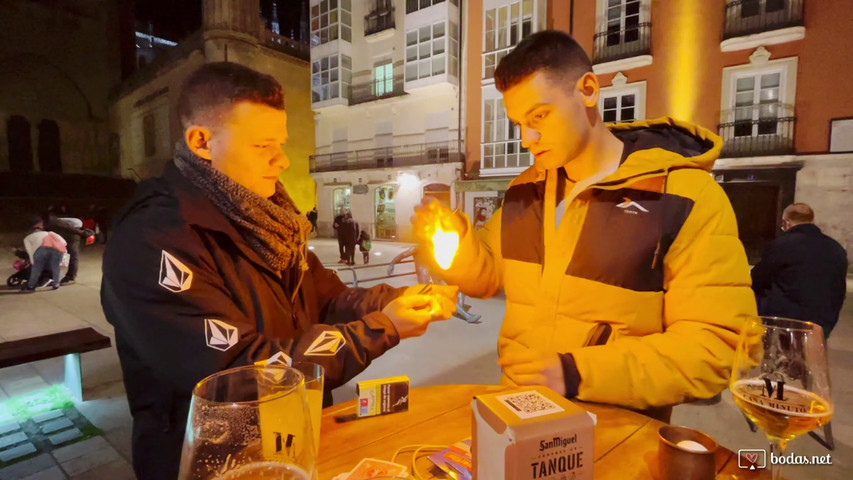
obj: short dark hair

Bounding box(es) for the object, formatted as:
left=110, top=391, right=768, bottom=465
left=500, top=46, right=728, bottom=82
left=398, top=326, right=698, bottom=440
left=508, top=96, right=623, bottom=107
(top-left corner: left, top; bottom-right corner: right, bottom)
left=177, top=62, right=285, bottom=128
left=783, top=203, right=814, bottom=224
left=494, top=30, right=592, bottom=92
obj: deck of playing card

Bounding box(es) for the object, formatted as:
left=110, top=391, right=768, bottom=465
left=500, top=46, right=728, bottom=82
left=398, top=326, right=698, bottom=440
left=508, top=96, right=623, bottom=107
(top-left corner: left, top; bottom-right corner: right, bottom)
left=342, top=458, right=408, bottom=480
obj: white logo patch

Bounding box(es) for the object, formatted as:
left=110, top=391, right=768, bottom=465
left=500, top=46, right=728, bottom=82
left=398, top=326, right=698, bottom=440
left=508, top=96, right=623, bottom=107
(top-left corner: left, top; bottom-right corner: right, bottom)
left=159, top=250, right=193, bottom=292
left=304, top=331, right=346, bottom=356
left=205, top=319, right=239, bottom=351
left=616, top=197, right=649, bottom=214
left=264, top=352, right=293, bottom=366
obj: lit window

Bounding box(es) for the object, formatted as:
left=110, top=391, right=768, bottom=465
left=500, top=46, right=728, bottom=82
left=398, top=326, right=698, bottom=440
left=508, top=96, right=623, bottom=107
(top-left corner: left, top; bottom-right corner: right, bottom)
left=374, top=63, right=393, bottom=96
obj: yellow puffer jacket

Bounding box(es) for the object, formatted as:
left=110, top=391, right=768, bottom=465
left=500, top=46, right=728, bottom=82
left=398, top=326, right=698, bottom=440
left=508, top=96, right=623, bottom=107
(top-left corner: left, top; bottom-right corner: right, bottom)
left=440, top=118, right=757, bottom=409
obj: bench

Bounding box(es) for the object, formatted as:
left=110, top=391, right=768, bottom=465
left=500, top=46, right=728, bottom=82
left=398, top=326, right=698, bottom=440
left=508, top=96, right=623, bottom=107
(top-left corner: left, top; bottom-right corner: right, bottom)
left=0, top=327, right=112, bottom=402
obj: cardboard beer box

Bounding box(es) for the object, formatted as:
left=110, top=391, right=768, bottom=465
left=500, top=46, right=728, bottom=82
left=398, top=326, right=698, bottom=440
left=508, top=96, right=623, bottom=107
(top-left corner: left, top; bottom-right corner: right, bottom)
left=472, top=386, right=594, bottom=480
left=356, top=376, right=410, bottom=417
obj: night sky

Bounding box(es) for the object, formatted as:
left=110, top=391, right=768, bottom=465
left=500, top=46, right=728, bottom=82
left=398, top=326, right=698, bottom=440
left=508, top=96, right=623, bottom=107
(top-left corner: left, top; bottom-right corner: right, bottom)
left=135, top=0, right=307, bottom=43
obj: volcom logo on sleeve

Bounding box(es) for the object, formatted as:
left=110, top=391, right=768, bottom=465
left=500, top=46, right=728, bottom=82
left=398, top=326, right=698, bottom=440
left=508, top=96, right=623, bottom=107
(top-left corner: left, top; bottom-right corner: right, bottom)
left=205, top=319, right=239, bottom=351
left=264, top=352, right=293, bottom=366
left=304, top=331, right=346, bottom=356
left=159, top=250, right=193, bottom=292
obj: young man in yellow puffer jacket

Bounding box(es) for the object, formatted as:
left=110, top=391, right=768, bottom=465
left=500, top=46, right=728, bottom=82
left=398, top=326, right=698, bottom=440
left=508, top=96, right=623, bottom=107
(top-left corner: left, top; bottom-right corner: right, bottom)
left=412, top=31, right=757, bottom=419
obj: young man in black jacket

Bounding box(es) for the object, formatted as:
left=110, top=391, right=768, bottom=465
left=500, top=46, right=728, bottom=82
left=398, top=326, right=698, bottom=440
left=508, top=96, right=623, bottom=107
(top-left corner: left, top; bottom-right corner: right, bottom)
left=752, top=203, right=848, bottom=336
left=101, top=63, right=457, bottom=480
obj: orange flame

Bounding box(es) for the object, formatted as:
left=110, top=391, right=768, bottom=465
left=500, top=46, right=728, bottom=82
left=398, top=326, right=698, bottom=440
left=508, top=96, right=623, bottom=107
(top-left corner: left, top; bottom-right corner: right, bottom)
left=432, top=224, right=459, bottom=270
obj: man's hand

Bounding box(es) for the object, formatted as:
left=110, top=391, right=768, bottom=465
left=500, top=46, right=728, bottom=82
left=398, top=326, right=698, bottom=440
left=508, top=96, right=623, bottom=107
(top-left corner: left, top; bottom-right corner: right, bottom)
left=499, top=345, right=566, bottom=396
left=382, top=294, right=456, bottom=339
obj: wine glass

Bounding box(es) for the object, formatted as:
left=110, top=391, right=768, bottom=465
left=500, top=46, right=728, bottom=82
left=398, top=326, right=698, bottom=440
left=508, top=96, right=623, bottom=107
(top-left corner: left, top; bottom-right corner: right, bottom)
left=178, top=365, right=317, bottom=480
left=730, top=316, right=833, bottom=479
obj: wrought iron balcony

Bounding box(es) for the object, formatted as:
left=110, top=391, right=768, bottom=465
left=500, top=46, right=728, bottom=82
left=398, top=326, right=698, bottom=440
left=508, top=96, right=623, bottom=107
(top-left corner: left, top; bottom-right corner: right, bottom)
left=593, top=22, right=652, bottom=64
left=310, top=141, right=463, bottom=173
left=723, top=0, right=804, bottom=39
left=718, top=103, right=796, bottom=157
left=365, top=2, right=396, bottom=36
left=350, top=73, right=406, bottom=105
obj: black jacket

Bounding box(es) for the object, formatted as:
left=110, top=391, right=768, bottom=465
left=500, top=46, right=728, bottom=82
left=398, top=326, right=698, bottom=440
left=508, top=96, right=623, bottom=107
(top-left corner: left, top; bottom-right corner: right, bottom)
left=101, top=163, right=403, bottom=480
left=751, top=223, right=848, bottom=335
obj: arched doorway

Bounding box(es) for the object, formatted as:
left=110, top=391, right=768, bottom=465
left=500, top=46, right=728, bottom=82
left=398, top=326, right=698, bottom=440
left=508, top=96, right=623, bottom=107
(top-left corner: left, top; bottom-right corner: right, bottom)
left=422, top=183, right=451, bottom=208
left=38, top=119, right=62, bottom=173
left=7, top=115, right=34, bottom=172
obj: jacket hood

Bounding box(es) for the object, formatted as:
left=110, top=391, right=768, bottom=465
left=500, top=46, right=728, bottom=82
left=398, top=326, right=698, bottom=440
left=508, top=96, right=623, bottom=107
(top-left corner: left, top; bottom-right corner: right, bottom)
left=599, top=117, right=723, bottom=186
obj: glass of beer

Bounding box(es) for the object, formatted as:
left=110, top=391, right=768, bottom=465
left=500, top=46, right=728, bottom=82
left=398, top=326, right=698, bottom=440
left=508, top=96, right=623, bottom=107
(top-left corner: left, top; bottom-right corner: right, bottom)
left=730, top=316, right=833, bottom=480
left=290, top=362, right=324, bottom=455
left=178, top=365, right=316, bottom=480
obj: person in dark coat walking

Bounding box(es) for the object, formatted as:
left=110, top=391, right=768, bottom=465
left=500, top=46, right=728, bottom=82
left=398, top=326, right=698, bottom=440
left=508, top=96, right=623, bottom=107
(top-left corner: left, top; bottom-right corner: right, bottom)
left=307, top=206, right=318, bottom=234
left=340, top=212, right=359, bottom=265
left=752, top=203, right=848, bottom=337
left=100, top=63, right=457, bottom=480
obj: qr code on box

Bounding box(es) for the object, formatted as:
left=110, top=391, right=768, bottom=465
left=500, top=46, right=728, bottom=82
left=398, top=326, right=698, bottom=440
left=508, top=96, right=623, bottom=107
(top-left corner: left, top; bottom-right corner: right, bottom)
left=496, top=391, right=564, bottom=420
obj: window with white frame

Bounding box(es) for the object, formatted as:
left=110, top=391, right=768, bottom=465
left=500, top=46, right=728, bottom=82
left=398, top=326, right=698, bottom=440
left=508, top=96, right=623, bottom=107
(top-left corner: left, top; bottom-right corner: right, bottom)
left=482, top=97, right=531, bottom=170
left=731, top=70, right=784, bottom=137
left=406, top=21, right=458, bottom=81
left=483, top=0, right=536, bottom=80
left=719, top=56, right=797, bottom=156
left=601, top=94, right=636, bottom=123
left=604, top=0, right=642, bottom=46
left=374, top=63, right=393, bottom=96
left=310, top=0, right=352, bottom=47
left=406, top=0, right=457, bottom=15
left=599, top=82, right=645, bottom=123
left=312, top=54, right=352, bottom=102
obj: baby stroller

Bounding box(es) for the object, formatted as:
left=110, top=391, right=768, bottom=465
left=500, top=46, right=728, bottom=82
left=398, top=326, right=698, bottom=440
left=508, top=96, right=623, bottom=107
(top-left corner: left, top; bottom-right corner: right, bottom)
left=7, top=249, right=52, bottom=288
left=8, top=249, right=31, bottom=287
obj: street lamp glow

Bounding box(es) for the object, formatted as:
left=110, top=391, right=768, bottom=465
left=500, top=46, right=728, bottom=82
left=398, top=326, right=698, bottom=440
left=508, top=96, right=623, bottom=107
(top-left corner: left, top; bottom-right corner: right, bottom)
left=398, top=173, right=420, bottom=189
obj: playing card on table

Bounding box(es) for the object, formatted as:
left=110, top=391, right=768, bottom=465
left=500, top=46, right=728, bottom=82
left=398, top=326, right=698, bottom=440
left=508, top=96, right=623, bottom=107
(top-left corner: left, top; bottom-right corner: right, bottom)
left=344, top=458, right=408, bottom=479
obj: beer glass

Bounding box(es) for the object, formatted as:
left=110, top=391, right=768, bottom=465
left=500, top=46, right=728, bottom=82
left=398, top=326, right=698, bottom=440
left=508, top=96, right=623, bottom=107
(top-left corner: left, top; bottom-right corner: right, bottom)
left=730, top=316, right=833, bottom=480
left=178, top=365, right=316, bottom=480
left=291, top=361, right=324, bottom=455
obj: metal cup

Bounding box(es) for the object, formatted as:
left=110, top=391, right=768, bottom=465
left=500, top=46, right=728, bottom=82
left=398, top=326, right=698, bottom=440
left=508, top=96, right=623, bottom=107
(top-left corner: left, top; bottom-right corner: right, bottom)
left=658, top=425, right=718, bottom=480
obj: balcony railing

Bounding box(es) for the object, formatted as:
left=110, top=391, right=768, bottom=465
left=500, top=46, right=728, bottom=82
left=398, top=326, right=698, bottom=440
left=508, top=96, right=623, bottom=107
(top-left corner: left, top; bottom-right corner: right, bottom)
left=365, top=3, right=396, bottom=36
left=719, top=103, right=796, bottom=157
left=350, top=73, right=406, bottom=105
left=310, top=141, right=463, bottom=173
left=593, top=22, right=652, bottom=64
left=723, top=0, right=804, bottom=39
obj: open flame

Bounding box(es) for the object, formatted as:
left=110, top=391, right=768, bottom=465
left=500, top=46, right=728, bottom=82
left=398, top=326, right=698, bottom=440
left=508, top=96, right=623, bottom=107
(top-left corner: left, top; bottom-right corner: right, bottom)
left=432, top=224, right=459, bottom=270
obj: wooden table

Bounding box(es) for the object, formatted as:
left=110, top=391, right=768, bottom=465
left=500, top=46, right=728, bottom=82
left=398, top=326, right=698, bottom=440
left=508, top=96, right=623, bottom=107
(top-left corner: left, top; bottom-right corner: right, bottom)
left=317, top=385, right=770, bottom=479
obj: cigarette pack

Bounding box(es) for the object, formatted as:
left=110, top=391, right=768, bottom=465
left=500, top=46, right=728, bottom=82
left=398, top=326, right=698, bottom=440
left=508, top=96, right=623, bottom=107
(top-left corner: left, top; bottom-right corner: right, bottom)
left=356, top=376, right=410, bottom=417
left=472, top=386, right=594, bottom=480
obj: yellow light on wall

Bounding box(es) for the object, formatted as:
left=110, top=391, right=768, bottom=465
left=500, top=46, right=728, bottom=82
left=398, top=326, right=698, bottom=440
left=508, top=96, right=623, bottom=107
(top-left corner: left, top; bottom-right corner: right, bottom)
left=668, top=0, right=702, bottom=121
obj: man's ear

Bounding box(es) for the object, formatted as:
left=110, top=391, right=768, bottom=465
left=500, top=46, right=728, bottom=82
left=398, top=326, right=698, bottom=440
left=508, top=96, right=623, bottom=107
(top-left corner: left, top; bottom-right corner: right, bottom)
left=577, top=72, right=601, bottom=108
left=185, top=126, right=214, bottom=160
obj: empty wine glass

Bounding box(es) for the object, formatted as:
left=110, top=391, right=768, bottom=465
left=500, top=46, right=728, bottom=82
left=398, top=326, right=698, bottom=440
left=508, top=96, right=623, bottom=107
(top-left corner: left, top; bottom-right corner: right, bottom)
left=178, top=365, right=316, bottom=479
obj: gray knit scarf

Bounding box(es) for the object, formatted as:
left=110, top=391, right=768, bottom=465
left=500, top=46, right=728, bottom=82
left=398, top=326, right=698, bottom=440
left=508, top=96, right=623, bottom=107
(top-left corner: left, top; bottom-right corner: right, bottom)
left=173, top=141, right=311, bottom=272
